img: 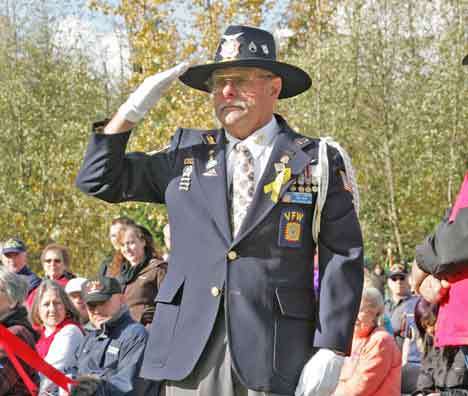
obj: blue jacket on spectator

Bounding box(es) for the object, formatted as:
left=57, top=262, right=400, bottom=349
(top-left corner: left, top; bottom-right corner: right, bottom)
left=73, top=307, right=148, bottom=396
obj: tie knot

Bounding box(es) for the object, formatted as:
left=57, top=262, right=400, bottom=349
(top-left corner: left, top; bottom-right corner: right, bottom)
left=235, top=144, right=252, bottom=157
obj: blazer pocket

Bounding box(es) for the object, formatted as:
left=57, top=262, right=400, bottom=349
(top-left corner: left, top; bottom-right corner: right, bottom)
left=152, top=275, right=185, bottom=367
left=273, top=287, right=316, bottom=384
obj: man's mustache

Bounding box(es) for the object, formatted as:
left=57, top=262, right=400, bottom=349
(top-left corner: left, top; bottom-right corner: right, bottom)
left=217, top=101, right=247, bottom=112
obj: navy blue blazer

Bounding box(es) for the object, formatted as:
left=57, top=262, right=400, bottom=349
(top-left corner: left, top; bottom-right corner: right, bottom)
left=76, top=114, right=364, bottom=394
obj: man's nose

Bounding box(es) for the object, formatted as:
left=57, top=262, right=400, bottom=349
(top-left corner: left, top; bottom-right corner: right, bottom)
left=221, top=80, right=238, bottom=97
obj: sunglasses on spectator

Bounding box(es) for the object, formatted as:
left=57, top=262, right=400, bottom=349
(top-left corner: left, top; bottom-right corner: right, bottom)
left=390, top=275, right=406, bottom=281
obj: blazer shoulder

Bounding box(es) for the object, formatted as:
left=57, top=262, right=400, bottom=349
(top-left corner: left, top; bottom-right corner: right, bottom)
left=167, top=127, right=221, bottom=152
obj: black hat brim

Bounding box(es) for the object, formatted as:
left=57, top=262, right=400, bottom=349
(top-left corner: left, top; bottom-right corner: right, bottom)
left=179, top=59, right=312, bottom=99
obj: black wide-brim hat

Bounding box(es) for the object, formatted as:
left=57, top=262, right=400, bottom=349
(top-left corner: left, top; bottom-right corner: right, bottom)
left=179, top=25, right=312, bottom=99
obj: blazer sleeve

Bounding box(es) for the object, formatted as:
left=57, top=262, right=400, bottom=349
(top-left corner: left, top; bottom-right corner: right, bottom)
left=75, top=122, right=183, bottom=204
left=313, top=147, right=364, bottom=355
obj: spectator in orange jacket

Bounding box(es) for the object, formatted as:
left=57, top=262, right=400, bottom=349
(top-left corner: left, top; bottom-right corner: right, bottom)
left=333, top=287, right=401, bottom=396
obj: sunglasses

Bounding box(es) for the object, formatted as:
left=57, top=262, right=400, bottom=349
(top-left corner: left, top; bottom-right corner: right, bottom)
left=44, top=258, right=62, bottom=263
left=390, top=275, right=406, bottom=282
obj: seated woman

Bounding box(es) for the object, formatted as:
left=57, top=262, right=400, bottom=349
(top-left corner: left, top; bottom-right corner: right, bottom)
left=0, top=266, right=39, bottom=396
left=333, top=287, right=401, bottom=396
left=26, top=244, right=76, bottom=309
left=102, top=223, right=167, bottom=326
left=30, top=279, right=84, bottom=394
left=413, top=298, right=468, bottom=396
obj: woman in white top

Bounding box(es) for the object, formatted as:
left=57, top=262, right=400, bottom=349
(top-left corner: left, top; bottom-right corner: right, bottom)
left=31, top=279, right=84, bottom=394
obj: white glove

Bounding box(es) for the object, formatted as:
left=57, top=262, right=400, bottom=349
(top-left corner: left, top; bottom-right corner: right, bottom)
left=118, top=61, right=190, bottom=123
left=295, top=348, right=345, bottom=396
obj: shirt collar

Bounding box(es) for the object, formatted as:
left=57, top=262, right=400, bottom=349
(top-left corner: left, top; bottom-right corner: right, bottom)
left=225, top=116, right=279, bottom=160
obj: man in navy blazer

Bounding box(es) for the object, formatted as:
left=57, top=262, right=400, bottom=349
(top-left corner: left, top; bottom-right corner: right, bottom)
left=76, top=25, right=364, bottom=396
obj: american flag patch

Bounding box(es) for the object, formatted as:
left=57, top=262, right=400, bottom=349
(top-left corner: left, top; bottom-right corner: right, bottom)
left=339, top=170, right=352, bottom=193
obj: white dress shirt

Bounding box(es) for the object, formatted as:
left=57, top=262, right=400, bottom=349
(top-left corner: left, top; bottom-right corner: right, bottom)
left=225, top=116, right=280, bottom=194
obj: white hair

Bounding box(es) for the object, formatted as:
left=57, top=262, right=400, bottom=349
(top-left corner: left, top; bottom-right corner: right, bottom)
left=0, top=266, right=29, bottom=306
left=361, top=287, right=384, bottom=315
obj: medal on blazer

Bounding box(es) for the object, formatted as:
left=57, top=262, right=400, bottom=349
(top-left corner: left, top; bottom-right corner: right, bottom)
left=206, top=149, right=218, bottom=170
left=179, top=163, right=193, bottom=191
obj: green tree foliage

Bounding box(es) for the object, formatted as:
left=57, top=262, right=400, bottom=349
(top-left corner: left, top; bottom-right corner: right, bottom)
left=0, top=1, right=120, bottom=276
left=282, top=0, right=468, bottom=263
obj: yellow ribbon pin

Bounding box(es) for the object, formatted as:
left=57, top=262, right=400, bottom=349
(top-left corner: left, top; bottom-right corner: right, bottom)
left=264, top=168, right=292, bottom=203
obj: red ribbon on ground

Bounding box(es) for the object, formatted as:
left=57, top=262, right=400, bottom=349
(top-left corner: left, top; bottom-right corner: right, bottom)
left=0, top=323, right=78, bottom=395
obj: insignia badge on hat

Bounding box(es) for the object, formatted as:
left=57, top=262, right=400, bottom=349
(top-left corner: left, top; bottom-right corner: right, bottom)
left=248, top=41, right=257, bottom=53
left=85, top=280, right=103, bottom=295
left=261, top=44, right=269, bottom=55
left=219, top=33, right=243, bottom=61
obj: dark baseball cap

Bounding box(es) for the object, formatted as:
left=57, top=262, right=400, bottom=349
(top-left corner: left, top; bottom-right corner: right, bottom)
left=2, top=238, right=26, bottom=254
left=82, top=277, right=122, bottom=304
left=387, top=263, right=408, bottom=278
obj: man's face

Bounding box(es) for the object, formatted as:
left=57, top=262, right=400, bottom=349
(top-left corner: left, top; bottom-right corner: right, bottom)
left=86, top=294, right=123, bottom=328
left=2, top=251, right=27, bottom=273
left=68, top=291, right=89, bottom=322
left=42, top=249, right=66, bottom=280
left=211, top=67, right=282, bottom=139
left=387, top=274, right=410, bottom=299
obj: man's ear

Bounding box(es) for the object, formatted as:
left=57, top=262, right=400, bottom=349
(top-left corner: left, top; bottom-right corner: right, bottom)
left=271, top=77, right=282, bottom=98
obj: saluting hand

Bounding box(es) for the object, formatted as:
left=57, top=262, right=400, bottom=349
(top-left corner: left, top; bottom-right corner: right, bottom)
left=118, top=62, right=190, bottom=123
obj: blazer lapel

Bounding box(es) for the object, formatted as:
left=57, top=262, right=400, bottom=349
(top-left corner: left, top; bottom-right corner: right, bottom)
left=194, top=132, right=232, bottom=244
left=232, top=128, right=313, bottom=245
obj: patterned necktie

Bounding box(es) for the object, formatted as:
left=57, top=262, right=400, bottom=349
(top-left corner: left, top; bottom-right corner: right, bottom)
left=231, top=144, right=255, bottom=237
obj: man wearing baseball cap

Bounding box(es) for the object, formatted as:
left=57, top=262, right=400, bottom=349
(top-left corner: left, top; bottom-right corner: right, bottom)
left=64, top=277, right=90, bottom=328
left=1, top=237, right=41, bottom=295
left=385, top=262, right=421, bottom=394
left=67, top=277, right=148, bottom=396
left=76, top=24, right=363, bottom=396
